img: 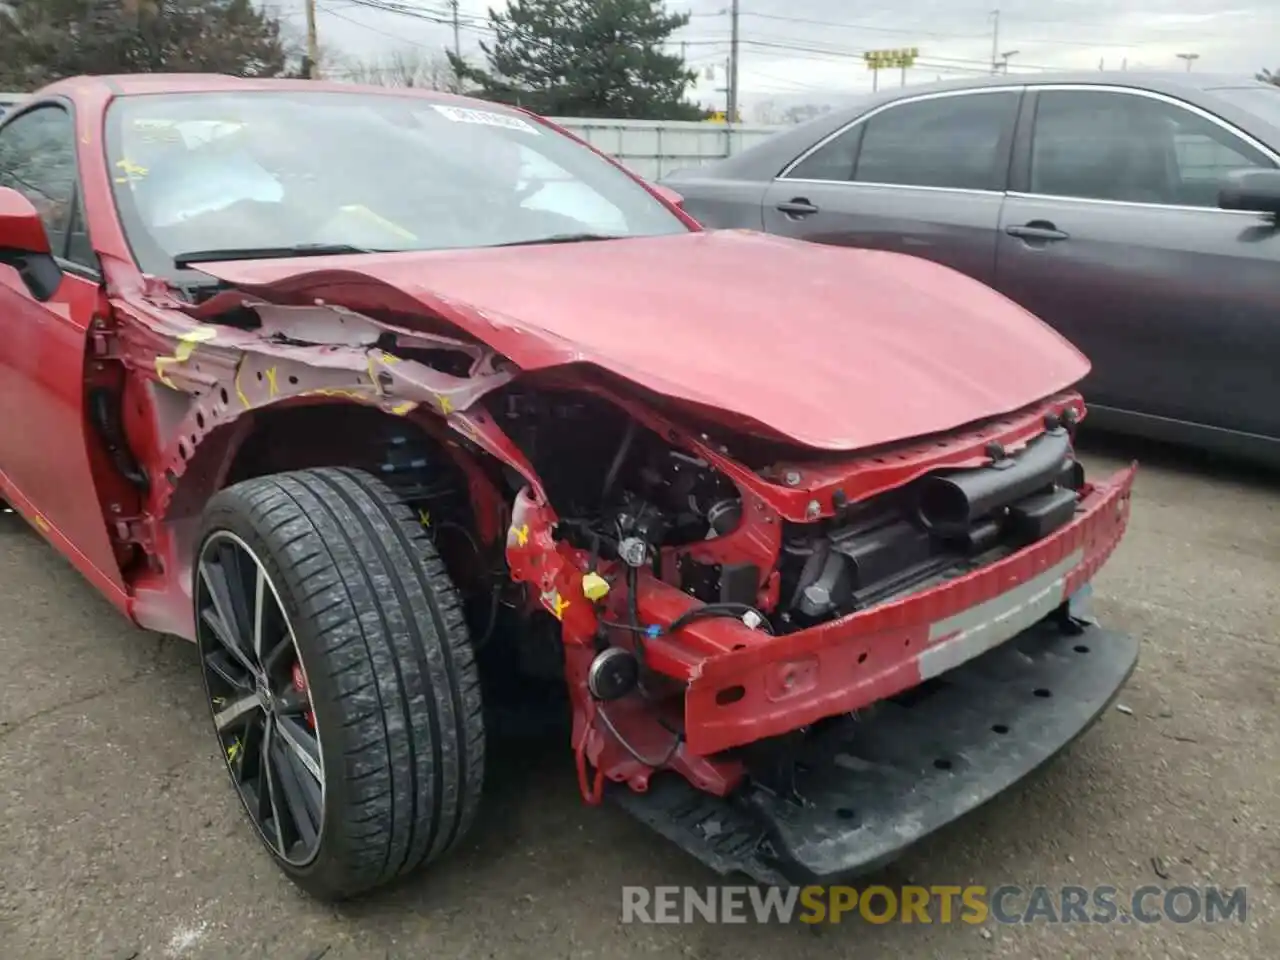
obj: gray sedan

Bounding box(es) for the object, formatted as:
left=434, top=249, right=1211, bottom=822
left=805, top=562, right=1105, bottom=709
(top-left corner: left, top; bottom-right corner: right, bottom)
left=664, top=72, right=1280, bottom=465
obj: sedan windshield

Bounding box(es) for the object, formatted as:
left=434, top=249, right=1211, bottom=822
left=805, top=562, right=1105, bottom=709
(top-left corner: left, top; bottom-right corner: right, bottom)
left=103, top=90, right=690, bottom=276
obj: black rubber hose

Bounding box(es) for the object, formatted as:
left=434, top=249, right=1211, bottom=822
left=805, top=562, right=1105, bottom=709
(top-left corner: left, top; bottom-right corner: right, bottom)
left=600, top=418, right=637, bottom=505
left=664, top=602, right=775, bottom=636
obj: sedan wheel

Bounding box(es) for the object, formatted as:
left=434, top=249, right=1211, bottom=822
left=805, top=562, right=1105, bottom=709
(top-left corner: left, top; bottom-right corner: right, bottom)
left=193, top=466, right=486, bottom=901
left=197, top=530, right=326, bottom=867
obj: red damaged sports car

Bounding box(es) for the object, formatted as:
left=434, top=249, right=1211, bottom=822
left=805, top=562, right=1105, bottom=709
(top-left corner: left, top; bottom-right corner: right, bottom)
left=0, top=75, right=1137, bottom=900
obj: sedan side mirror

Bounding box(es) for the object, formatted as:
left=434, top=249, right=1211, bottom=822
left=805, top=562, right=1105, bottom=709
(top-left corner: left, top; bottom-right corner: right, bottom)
left=0, top=186, right=62, bottom=301
left=0, top=186, right=52, bottom=255
left=1217, top=168, right=1280, bottom=217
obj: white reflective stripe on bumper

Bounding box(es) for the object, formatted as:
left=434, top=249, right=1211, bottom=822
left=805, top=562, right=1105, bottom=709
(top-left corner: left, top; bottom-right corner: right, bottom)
left=918, top=548, right=1085, bottom=681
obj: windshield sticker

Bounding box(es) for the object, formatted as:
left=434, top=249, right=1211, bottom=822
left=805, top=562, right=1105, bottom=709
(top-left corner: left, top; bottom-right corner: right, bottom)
left=430, top=104, right=541, bottom=135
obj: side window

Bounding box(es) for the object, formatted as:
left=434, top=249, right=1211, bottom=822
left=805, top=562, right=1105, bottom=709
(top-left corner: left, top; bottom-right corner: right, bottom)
left=0, top=105, right=93, bottom=266
left=784, top=126, right=862, bottom=182
left=853, top=91, right=1020, bottom=191
left=1029, top=90, right=1275, bottom=207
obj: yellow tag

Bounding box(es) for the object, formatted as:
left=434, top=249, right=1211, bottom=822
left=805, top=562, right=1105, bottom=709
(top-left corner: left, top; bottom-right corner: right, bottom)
left=582, top=572, right=610, bottom=601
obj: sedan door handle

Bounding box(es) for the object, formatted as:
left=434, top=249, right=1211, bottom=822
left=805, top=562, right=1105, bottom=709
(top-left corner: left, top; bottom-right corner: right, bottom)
left=1005, top=221, right=1069, bottom=242
left=776, top=198, right=820, bottom=217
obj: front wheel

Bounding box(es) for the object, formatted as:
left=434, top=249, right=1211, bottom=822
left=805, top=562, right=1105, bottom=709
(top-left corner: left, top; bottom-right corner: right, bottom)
left=193, top=467, right=486, bottom=901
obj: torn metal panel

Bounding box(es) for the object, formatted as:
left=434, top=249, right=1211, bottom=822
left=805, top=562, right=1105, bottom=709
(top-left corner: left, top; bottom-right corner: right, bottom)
left=107, top=290, right=521, bottom=528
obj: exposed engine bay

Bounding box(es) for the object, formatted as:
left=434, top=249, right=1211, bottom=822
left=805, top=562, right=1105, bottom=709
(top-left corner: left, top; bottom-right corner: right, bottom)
left=479, top=385, right=1089, bottom=636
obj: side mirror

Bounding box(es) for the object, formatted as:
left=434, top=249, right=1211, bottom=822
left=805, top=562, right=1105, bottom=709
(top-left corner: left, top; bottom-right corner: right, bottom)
left=650, top=182, right=685, bottom=209
left=0, top=186, right=52, bottom=255
left=1217, top=168, right=1280, bottom=217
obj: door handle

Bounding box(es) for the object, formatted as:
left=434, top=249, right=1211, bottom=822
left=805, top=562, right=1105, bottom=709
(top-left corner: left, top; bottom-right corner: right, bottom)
left=1005, top=221, right=1069, bottom=242
left=776, top=198, right=820, bottom=217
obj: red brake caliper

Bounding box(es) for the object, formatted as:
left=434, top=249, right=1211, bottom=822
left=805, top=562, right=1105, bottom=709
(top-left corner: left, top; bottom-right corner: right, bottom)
left=291, top=662, right=315, bottom=729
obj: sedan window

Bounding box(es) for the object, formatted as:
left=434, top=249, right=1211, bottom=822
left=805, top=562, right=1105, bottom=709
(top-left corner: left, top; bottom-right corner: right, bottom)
left=1029, top=90, right=1275, bottom=207
left=852, top=91, right=1020, bottom=191
left=0, top=105, right=93, bottom=265
left=783, top=126, right=862, bottom=182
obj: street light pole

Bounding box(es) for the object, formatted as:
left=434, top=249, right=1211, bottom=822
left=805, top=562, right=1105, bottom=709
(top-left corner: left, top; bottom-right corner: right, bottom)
left=1000, top=49, right=1019, bottom=73
left=1176, top=52, right=1199, bottom=71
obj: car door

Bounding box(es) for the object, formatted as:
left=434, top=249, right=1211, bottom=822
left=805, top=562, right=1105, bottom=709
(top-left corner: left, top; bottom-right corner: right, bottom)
left=0, top=101, right=125, bottom=589
left=761, top=87, right=1023, bottom=286
left=996, top=86, right=1280, bottom=438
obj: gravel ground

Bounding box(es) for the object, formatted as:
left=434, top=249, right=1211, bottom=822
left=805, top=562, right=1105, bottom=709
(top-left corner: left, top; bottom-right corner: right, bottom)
left=0, top=434, right=1276, bottom=960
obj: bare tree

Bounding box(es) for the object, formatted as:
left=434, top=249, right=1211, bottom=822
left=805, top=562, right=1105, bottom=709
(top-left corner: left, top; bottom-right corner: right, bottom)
left=339, top=47, right=462, bottom=93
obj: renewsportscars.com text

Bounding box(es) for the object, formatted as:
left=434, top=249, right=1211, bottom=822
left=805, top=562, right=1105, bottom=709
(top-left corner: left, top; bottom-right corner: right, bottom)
left=620, top=884, right=1249, bottom=925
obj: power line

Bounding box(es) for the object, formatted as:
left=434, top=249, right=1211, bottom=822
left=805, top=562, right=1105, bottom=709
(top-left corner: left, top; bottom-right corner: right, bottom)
left=673, top=36, right=1062, bottom=72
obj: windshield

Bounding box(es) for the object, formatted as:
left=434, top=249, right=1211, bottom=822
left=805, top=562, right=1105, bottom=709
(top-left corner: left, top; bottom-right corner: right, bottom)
left=104, top=90, right=689, bottom=275
left=1215, top=85, right=1280, bottom=133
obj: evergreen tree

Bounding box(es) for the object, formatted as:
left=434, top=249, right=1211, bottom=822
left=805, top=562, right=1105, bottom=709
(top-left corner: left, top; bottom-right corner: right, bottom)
left=448, top=0, right=705, bottom=120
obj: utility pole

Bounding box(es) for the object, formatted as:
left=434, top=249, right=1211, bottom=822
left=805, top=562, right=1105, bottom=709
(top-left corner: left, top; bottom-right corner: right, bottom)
left=449, top=0, right=461, bottom=58
left=304, top=0, right=319, bottom=79
left=1176, top=52, right=1199, bottom=71
left=723, top=57, right=732, bottom=121
left=990, top=9, right=1000, bottom=74
left=728, top=0, right=740, bottom=125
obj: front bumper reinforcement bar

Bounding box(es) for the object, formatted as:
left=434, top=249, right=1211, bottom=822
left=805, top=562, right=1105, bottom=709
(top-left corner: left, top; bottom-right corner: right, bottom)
left=609, top=619, right=1138, bottom=885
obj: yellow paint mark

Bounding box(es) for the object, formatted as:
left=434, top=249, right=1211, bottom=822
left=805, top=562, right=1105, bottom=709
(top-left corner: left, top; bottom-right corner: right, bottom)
left=512, top=523, right=529, bottom=547
left=227, top=739, right=242, bottom=763
left=418, top=509, right=431, bottom=527
left=436, top=394, right=454, bottom=415
left=389, top=401, right=417, bottom=416
left=299, top=387, right=371, bottom=401
left=32, top=513, right=49, bottom=533
left=544, top=590, right=571, bottom=620
left=154, top=356, right=178, bottom=388
left=378, top=351, right=401, bottom=364
left=264, top=366, right=279, bottom=398
left=234, top=360, right=252, bottom=409
left=178, top=326, right=218, bottom=344
left=155, top=326, right=219, bottom=388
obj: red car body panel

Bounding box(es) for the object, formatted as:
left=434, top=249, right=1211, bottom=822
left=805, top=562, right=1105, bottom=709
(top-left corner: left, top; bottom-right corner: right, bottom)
left=197, top=231, right=1091, bottom=451
left=0, top=75, right=1136, bottom=833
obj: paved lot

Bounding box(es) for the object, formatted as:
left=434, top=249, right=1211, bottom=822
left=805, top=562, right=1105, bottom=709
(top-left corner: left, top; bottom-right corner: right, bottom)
left=1, top=434, right=1276, bottom=959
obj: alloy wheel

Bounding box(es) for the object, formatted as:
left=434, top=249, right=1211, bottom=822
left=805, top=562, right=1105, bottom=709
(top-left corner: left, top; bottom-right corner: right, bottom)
left=195, top=530, right=327, bottom=866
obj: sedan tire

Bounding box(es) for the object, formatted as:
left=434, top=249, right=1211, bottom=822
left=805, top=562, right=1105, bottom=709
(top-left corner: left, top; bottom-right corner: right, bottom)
left=192, top=466, right=485, bottom=901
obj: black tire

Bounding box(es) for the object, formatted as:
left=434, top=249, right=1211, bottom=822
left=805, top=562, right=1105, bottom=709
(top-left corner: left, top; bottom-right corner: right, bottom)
left=193, top=466, right=486, bottom=901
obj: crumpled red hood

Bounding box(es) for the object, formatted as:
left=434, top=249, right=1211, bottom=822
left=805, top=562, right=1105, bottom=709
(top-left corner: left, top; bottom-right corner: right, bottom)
left=194, top=230, right=1089, bottom=451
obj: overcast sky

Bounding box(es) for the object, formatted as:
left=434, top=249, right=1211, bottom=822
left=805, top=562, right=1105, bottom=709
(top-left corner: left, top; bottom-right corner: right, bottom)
left=266, top=0, right=1277, bottom=114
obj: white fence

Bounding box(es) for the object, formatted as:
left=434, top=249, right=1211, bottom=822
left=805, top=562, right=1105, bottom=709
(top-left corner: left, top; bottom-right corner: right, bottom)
left=0, top=92, right=781, bottom=178
left=547, top=117, right=784, bottom=179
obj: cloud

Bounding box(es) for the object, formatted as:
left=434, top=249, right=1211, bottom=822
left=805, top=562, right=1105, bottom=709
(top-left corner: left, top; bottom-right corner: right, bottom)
left=273, top=0, right=1277, bottom=109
